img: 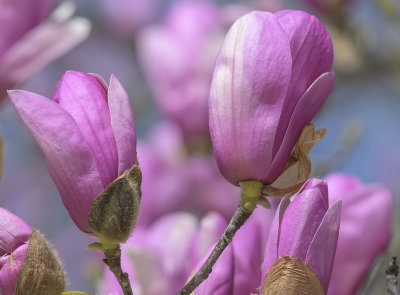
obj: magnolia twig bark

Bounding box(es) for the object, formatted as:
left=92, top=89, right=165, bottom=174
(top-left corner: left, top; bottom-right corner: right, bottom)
left=387, top=256, right=400, bottom=295
left=103, top=245, right=133, bottom=295
left=176, top=205, right=252, bottom=295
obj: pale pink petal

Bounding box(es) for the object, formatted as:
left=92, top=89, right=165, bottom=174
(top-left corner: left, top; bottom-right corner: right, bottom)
left=328, top=183, right=393, bottom=295
left=0, top=15, right=90, bottom=101
left=306, top=201, right=342, bottom=292
left=232, top=216, right=263, bottom=295
left=278, top=181, right=329, bottom=259
left=0, top=208, right=32, bottom=295
left=263, top=72, right=335, bottom=182
left=52, top=71, right=118, bottom=188
left=8, top=90, right=103, bottom=232
left=209, top=11, right=292, bottom=185
left=261, top=194, right=291, bottom=282
left=194, top=244, right=234, bottom=295
left=108, top=74, right=137, bottom=175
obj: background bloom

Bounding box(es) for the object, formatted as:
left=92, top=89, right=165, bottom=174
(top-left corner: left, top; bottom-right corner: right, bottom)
left=262, top=178, right=342, bottom=293
left=8, top=71, right=136, bottom=233
left=0, top=1, right=90, bottom=102
left=325, top=173, right=393, bottom=295
left=138, top=0, right=223, bottom=138
left=209, top=10, right=334, bottom=185
left=101, top=208, right=274, bottom=294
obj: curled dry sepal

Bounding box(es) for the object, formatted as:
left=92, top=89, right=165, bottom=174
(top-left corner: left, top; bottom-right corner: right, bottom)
left=0, top=208, right=66, bottom=295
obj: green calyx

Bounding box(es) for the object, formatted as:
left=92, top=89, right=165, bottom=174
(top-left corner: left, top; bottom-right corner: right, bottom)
left=239, top=180, right=270, bottom=212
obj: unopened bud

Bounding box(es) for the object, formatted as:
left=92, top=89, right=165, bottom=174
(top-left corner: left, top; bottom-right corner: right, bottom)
left=15, top=230, right=66, bottom=295
left=261, top=255, right=325, bottom=295
left=88, top=165, right=142, bottom=244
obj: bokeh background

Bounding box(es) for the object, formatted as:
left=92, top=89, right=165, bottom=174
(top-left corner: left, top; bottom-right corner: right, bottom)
left=1, top=0, right=399, bottom=293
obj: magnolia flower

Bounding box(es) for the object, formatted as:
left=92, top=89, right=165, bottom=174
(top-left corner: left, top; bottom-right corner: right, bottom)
left=138, top=0, right=223, bottom=137
left=261, top=178, right=342, bottom=294
left=102, top=209, right=274, bottom=294
left=0, top=208, right=66, bottom=295
left=8, top=71, right=137, bottom=234
left=0, top=1, right=90, bottom=102
left=209, top=10, right=334, bottom=186
left=325, top=173, right=393, bottom=295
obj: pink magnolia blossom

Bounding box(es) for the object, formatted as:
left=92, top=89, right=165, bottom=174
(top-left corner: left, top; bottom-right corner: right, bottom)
left=8, top=71, right=136, bottom=233
left=102, top=208, right=274, bottom=294
left=0, top=208, right=32, bottom=295
left=0, top=1, right=90, bottom=102
left=261, top=178, right=342, bottom=293
left=209, top=10, right=335, bottom=185
left=137, top=0, right=223, bottom=137
left=325, top=173, right=393, bottom=295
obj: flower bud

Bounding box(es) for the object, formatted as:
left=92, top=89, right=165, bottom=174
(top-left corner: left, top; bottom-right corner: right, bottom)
left=261, top=255, right=325, bottom=295
left=88, top=165, right=142, bottom=244
left=9, top=71, right=137, bottom=235
left=209, top=10, right=334, bottom=186
left=15, top=230, right=66, bottom=295
left=262, top=179, right=342, bottom=293
left=0, top=208, right=66, bottom=295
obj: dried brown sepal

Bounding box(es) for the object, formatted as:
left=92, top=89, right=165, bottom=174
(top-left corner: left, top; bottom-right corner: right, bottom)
left=88, top=164, right=142, bottom=244
left=262, top=255, right=325, bottom=295
left=15, top=230, right=66, bottom=295
left=0, top=134, right=4, bottom=181
left=262, top=124, right=326, bottom=197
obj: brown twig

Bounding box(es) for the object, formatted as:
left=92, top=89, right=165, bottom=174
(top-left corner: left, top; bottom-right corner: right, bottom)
left=176, top=204, right=252, bottom=295
left=103, top=245, right=133, bottom=295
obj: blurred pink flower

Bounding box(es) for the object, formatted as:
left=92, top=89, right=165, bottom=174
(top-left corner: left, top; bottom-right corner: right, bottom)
left=261, top=178, right=342, bottom=293
left=8, top=71, right=136, bottom=233
left=102, top=208, right=274, bottom=295
left=101, top=0, right=159, bottom=36
left=325, top=173, right=393, bottom=295
left=0, top=2, right=90, bottom=102
left=136, top=121, right=238, bottom=227
left=209, top=10, right=335, bottom=186
left=0, top=208, right=32, bottom=295
left=137, top=0, right=225, bottom=138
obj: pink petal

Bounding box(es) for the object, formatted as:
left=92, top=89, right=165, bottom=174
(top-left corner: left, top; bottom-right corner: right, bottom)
left=325, top=173, right=362, bottom=204
left=263, top=72, right=335, bottom=182
left=306, top=200, right=342, bottom=292
left=271, top=10, right=333, bottom=157
left=8, top=90, right=103, bottom=232
left=232, top=215, right=263, bottom=295
left=327, top=183, right=393, bottom=295
left=0, top=15, right=90, bottom=101
left=209, top=11, right=292, bottom=185
left=261, top=194, right=291, bottom=283
left=108, top=74, right=137, bottom=175
left=52, top=71, right=118, bottom=188
left=277, top=180, right=329, bottom=259
left=147, top=213, right=198, bottom=292
left=0, top=208, right=31, bottom=295
left=194, top=244, right=234, bottom=295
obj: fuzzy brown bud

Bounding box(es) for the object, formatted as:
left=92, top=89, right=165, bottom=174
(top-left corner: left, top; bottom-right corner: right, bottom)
left=261, top=255, right=325, bottom=295
left=88, top=165, right=142, bottom=244
left=15, top=230, right=66, bottom=295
